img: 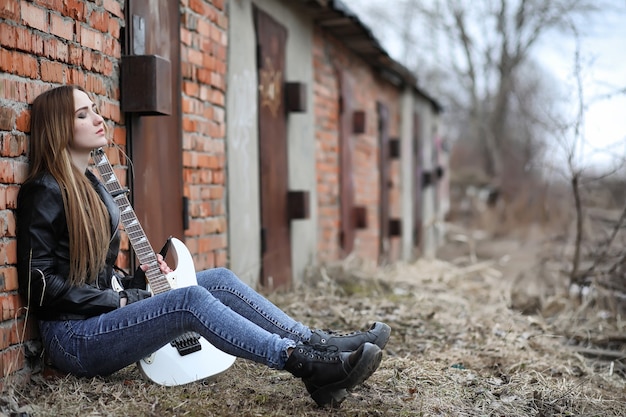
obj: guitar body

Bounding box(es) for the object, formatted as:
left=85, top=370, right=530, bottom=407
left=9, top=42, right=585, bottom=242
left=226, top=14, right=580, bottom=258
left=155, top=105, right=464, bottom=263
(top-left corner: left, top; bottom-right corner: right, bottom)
left=137, top=238, right=237, bottom=386
left=92, top=149, right=235, bottom=386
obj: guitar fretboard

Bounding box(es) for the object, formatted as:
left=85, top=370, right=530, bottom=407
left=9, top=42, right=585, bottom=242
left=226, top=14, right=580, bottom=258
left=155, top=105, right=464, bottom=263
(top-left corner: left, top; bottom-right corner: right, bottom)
left=92, top=148, right=171, bottom=294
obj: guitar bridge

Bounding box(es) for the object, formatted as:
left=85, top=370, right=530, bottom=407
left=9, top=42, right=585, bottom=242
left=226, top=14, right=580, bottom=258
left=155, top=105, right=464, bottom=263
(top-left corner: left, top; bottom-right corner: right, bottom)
left=170, top=332, right=202, bottom=356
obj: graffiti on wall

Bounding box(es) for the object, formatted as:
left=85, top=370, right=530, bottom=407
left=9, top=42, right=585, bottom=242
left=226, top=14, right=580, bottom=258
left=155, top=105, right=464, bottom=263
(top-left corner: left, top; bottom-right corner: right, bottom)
left=258, top=57, right=282, bottom=117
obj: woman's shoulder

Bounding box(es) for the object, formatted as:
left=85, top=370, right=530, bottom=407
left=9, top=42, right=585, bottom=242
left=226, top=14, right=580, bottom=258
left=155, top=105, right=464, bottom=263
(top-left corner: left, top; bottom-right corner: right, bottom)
left=18, top=172, right=63, bottom=199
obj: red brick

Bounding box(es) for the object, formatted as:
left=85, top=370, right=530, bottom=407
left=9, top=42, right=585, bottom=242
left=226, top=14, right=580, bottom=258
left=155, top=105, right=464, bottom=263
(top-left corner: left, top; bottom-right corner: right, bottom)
left=5, top=210, right=15, bottom=237
left=196, top=18, right=211, bottom=38
left=88, top=10, right=110, bottom=33
left=0, top=108, right=15, bottom=131
left=103, top=0, right=123, bottom=19
left=0, top=24, right=16, bottom=49
left=0, top=325, right=10, bottom=350
left=1, top=293, right=21, bottom=320
left=179, top=1, right=229, bottom=272
left=187, top=48, right=204, bottom=67
left=0, top=160, right=14, bottom=184
left=79, top=25, right=103, bottom=51
left=40, top=60, right=64, bottom=83
left=85, top=50, right=106, bottom=73
left=43, top=37, right=69, bottom=62
left=180, top=28, right=192, bottom=46
left=67, top=67, right=85, bottom=86
left=107, top=17, right=120, bottom=39
left=0, top=0, right=20, bottom=20
left=5, top=185, right=19, bottom=209
left=0, top=238, right=17, bottom=264
left=112, top=126, right=126, bottom=146
left=197, top=234, right=226, bottom=253
left=0, top=133, right=27, bottom=158
left=68, top=44, right=83, bottom=65
left=183, top=81, right=199, bottom=98
left=12, top=161, right=28, bottom=184
left=50, top=13, right=74, bottom=41
left=28, top=30, right=45, bottom=55
left=11, top=320, right=28, bottom=345
left=217, top=13, right=228, bottom=31
left=62, top=0, right=85, bottom=21
left=20, top=2, right=48, bottom=32
left=20, top=52, right=39, bottom=78
left=185, top=219, right=202, bottom=237
left=0, top=267, right=18, bottom=292
left=214, top=250, right=227, bottom=267
left=0, top=210, right=13, bottom=237
left=195, top=252, right=215, bottom=270
left=197, top=68, right=211, bottom=85
left=15, top=109, right=30, bottom=133
left=208, top=186, right=223, bottom=200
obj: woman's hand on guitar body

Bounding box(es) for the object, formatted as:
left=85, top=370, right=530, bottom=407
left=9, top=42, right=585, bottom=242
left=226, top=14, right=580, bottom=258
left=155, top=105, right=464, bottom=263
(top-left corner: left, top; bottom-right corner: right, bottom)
left=120, top=254, right=171, bottom=307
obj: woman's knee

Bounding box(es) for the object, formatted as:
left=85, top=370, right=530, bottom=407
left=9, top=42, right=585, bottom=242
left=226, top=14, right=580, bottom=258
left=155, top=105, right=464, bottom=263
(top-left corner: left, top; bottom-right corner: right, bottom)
left=198, top=267, right=241, bottom=288
left=167, top=284, right=210, bottom=306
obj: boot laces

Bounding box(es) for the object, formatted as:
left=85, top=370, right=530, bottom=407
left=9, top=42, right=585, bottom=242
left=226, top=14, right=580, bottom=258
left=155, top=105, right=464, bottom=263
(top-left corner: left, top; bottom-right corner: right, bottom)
left=316, top=329, right=361, bottom=343
left=322, top=329, right=359, bottom=337
left=300, top=344, right=340, bottom=361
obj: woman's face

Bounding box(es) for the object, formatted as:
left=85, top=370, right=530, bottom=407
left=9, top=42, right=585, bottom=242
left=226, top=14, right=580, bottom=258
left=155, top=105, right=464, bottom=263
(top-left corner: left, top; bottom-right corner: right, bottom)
left=71, top=89, right=107, bottom=155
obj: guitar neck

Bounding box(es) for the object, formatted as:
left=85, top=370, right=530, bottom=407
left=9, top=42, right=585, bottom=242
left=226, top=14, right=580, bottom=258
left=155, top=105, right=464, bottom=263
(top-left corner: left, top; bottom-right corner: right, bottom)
left=92, top=148, right=171, bottom=294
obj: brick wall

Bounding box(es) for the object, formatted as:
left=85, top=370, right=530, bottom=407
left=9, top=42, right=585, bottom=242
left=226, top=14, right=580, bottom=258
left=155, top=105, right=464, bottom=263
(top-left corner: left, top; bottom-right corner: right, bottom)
left=312, top=28, right=341, bottom=261
left=0, top=0, right=229, bottom=385
left=0, top=0, right=125, bottom=387
left=179, top=0, right=229, bottom=270
left=313, top=28, right=402, bottom=263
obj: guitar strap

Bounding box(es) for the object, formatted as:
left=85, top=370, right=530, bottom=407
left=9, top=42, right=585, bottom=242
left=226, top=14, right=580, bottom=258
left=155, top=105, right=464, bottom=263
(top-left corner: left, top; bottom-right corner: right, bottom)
left=159, top=237, right=173, bottom=258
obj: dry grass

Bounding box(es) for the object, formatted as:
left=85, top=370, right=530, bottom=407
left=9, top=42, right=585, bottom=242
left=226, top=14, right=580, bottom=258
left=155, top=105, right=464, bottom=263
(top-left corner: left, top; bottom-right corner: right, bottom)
left=2, top=240, right=625, bottom=416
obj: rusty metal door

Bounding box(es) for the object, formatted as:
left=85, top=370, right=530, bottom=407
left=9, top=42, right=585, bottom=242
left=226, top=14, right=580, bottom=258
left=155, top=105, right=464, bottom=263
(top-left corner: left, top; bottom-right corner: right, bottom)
left=413, top=112, right=423, bottom=252
left=339, top=71, right=356, bottom=256
left=254, top=6, right=292, bottom=290
left=378, top=102, right=391, bottom=263
left=123, top=0, right=184, bottom=253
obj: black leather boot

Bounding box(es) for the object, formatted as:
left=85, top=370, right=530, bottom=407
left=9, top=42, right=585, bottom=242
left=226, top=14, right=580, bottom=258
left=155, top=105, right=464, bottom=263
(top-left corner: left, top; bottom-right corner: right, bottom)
left=284, top=342, right=383, bottom=408
left=308, top=322, right=391, bottom=351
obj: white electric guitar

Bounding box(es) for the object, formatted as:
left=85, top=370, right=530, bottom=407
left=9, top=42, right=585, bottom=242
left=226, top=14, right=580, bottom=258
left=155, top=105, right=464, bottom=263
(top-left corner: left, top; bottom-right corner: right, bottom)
left=93, top=148, right=236, bottom=386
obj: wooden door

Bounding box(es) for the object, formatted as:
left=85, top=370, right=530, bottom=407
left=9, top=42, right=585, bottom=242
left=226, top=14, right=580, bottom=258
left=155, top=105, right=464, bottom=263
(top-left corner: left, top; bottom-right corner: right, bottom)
left=254, top=6, right=292, bottom=290
left=124, top=0, right=184, bottom=251
left=377, top=102, right=391, bottom=263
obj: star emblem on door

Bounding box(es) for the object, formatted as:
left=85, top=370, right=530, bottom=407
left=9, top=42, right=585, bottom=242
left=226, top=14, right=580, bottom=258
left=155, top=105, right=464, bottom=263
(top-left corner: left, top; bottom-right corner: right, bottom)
left=258, top=57, right=282, bottom=117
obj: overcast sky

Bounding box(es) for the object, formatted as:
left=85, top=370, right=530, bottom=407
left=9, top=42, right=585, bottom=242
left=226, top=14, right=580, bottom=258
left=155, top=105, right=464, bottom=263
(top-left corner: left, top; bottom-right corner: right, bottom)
left=347, top=1, right=626, bottom=170
left=540, top=8, right=626, bottom=169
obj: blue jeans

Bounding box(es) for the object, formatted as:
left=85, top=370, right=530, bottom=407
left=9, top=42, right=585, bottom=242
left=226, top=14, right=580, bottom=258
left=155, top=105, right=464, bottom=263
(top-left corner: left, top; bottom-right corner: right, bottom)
left=38, top=268, right=312, bottom=377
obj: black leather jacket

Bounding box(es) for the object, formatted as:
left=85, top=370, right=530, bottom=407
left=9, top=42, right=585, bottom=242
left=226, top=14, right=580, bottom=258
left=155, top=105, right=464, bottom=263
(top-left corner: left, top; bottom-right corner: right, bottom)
left=16, top=170, right=133, bottom=320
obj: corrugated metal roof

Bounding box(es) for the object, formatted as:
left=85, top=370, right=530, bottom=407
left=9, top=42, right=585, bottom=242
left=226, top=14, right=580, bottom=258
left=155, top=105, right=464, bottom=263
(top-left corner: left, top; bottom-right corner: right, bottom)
left=297, top=0, right=442, bottom=112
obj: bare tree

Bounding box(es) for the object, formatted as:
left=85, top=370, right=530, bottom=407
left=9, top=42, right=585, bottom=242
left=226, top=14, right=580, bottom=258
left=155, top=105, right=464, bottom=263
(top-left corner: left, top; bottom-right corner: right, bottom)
left=354, top=0, right=604, bottom=183
left=546, top=22, right=626, bottom=297
left=443, top=0, right=605, bottom=179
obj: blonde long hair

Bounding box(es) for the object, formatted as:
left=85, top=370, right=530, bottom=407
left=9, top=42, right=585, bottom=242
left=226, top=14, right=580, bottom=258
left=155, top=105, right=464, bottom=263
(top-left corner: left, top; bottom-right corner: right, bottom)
left=28, top=85, right=111, bottom=286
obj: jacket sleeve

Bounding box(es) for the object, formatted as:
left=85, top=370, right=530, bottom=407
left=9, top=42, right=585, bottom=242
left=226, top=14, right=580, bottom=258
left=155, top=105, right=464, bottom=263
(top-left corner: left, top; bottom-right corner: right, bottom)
left=119, top=268, right=147, bottom=290
left=17, top=179, right=121, bottom=317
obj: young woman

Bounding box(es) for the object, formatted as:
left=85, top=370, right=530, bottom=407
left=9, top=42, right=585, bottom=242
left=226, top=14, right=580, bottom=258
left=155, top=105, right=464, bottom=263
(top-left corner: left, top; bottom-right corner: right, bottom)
left=16, top=85, right=390, bottom=408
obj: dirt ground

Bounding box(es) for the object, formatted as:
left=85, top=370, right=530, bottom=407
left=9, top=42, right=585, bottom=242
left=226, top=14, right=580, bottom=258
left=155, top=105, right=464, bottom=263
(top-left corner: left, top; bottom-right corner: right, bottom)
left=2, top=225, right=625, bottom=416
